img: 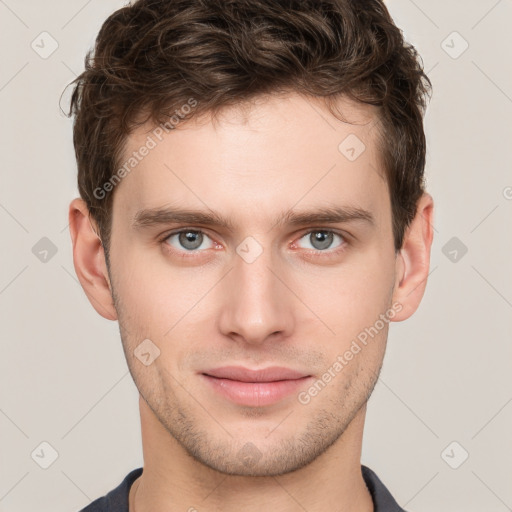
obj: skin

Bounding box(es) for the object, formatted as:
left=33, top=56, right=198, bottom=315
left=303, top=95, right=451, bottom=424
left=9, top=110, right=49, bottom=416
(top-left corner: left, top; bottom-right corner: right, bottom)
left=69, top=91, right=434, bottom=512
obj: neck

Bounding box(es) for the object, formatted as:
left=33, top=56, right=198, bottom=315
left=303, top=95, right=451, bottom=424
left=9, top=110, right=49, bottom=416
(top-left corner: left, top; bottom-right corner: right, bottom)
left=130, top=396, right=373, bottom=512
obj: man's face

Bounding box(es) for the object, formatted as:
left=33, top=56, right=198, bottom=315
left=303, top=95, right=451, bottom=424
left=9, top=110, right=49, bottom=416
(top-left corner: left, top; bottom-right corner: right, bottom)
left=107, top=92, right=398, bottom=476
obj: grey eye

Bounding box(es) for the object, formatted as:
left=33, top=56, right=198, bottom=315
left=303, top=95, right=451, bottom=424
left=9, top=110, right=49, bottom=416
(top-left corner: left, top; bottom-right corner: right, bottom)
left=165, top=230, right=214, bottom=252
left=309, top=231, right=334, bottom=250
left=296, top=231, right=343, bottom=251
left=178, top=231, right=203, bottom=250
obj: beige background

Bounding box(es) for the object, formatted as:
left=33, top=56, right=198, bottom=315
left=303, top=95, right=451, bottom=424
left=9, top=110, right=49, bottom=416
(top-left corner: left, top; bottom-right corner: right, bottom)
left=1, top=0, right=511, bottom=510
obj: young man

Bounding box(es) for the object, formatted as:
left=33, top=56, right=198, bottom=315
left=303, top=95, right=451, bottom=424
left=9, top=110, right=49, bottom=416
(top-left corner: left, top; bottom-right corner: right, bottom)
left=67, top=0, right=434, bottom=510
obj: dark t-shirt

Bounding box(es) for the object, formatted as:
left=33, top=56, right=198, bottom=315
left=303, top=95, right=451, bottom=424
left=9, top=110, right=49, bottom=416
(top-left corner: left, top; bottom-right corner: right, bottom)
left=79, top=465, right=407, bottom=511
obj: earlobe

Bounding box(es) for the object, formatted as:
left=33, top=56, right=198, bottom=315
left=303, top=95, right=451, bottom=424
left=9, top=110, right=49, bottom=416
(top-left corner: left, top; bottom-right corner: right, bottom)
left=391, top=193, right=434, bottom=322
left=68, top=198, right=118, bottom=321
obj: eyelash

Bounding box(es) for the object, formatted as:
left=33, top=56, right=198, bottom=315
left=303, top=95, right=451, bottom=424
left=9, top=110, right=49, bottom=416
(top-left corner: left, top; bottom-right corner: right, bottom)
left=158, top=228, right=349, bottom=260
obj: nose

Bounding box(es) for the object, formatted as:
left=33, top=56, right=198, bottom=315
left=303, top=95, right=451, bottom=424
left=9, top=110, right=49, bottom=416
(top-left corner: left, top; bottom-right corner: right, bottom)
left=217, top=245, right=295, bottom=346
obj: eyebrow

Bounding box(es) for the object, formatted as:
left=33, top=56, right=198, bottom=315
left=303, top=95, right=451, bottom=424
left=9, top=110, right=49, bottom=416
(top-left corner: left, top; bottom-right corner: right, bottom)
left=132, top=204, right=375, bottom=231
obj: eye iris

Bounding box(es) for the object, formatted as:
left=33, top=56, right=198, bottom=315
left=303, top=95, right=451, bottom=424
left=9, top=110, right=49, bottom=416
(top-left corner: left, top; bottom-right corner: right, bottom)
left=178, top=231, right=203, bottom=250
left=310, top=231, right=333, bottom=250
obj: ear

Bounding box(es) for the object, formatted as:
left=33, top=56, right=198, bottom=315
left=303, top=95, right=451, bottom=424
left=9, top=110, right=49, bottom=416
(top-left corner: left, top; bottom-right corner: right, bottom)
left=68, top=198, right=118, bottom=320
left=391, top=192, right=434, bottom=322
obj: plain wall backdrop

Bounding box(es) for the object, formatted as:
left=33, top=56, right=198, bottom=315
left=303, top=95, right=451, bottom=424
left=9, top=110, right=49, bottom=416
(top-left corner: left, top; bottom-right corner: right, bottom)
left=0, top=0, right=511, bottom=510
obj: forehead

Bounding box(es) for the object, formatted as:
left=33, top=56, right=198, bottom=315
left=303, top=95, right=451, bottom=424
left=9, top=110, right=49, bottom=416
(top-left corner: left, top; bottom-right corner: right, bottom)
left=113, top=92, right=388, bottom=228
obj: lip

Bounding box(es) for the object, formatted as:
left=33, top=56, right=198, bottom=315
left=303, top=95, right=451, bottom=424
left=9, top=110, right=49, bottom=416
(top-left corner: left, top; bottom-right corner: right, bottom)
left=202, top=365, right=309, bottom=382
left=200, top=366, right=313, bottom=407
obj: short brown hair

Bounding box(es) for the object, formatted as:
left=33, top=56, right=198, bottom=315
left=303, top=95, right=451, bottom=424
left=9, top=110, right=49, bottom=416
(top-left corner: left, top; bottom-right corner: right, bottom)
left=66, top=0, right=432, bottom=257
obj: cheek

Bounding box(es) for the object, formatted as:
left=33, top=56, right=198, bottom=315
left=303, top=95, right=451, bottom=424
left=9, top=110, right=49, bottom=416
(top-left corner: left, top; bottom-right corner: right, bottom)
left=112, top=253, right=218, bottom=355
left=111, top=246, right=203, bottom=346
left=111, top=226, right=395, bottom=342
left=310, top=255, right=394, bottom=327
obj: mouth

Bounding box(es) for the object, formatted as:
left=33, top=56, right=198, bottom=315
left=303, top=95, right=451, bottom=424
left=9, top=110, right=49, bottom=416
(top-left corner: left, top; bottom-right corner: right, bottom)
left=200, top=366, right=313, bottom=407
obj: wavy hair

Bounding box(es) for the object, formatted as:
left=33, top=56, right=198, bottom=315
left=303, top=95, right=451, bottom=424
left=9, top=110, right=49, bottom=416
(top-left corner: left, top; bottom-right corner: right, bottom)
left=66, top=0, right=432, bottom=255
